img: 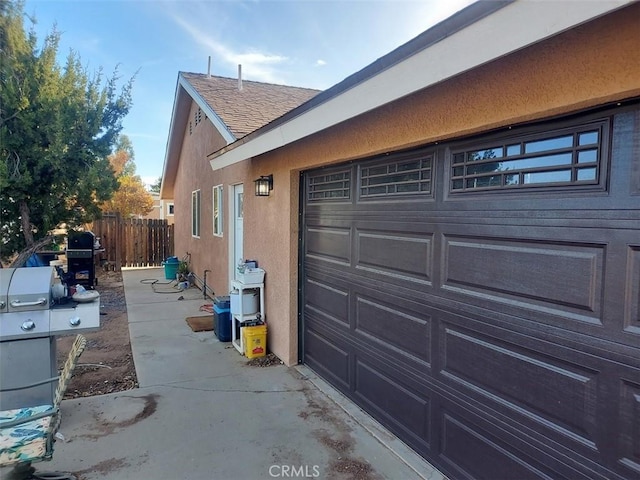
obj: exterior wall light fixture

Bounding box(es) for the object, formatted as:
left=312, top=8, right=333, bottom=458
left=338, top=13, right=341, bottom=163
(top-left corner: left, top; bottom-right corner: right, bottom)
left=254, top=174, right=273, bottom=196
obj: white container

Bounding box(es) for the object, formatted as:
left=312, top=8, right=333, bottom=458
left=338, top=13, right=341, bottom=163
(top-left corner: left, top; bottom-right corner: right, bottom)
left=49, top=260, right=64, bottom=276
left=236, top=268, right=265, bottom=284
left=230, top=289, right=259, bottom=315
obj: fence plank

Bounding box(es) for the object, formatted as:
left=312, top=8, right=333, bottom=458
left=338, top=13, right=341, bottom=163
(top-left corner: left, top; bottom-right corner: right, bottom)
left=91, top=214, right=173, bottom=270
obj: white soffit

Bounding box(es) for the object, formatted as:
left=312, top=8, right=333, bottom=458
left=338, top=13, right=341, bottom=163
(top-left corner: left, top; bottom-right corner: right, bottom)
left=210, top=0, right=632, bottom=170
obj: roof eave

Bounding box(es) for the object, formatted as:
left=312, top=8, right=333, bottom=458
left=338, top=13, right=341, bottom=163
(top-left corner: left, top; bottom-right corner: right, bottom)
left=160, top=76, right=186, bottom=199
left=160, top=73, right=236, bottom=199
left=208, top=0, right=633, bottom=170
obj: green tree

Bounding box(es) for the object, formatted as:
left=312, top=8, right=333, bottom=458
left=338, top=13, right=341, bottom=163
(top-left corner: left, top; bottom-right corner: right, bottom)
left=0, top=1, right=134, bottom=263
left=149, top=176, right=161, bottom=194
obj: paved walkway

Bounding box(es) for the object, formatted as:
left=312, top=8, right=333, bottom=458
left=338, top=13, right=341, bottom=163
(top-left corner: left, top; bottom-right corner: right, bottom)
left=14, top=268, right=445, bottom=480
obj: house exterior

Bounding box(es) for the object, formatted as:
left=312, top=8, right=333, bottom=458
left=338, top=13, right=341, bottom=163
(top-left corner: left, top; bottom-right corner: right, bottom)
left=160, top=72, right=319, bottom=282
left=164, top=1, right=640, bottom=479
left=142, top=192, right=174, bottom=225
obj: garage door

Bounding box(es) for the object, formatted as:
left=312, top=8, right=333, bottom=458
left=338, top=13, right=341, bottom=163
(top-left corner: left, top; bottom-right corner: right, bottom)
left=301, top=105, right=640, bottom=480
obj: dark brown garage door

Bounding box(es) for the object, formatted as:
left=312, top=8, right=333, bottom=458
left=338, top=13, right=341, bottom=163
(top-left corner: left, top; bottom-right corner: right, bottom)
left=301, top=105, right=640, bottom=480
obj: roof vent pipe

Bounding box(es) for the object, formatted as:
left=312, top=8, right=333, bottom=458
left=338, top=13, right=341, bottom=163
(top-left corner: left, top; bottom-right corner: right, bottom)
left=238, top=64, right=243, bottom=91
left=207, top=56, right=211, bottom=78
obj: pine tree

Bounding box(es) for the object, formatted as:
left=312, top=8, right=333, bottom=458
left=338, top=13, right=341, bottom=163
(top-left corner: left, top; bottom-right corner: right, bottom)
left=0, top=1, right=134, bottom=263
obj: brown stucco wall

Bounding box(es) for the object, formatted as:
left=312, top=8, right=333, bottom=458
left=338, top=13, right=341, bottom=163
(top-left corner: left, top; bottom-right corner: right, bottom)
left=144, top=200, right=161, bottom=221
left=162, top=201, right=175, bottom=226
left=232, top=4, right=640, bottom=365
left=167, top=5, right=639, bottom=364
left=234, top=166, right=299, bottom=363
left=173, top=100, right=230, bottom=294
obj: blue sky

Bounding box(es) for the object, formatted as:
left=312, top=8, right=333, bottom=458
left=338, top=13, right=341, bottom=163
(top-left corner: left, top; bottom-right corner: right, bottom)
left=22, top=0, right=474, bottom=186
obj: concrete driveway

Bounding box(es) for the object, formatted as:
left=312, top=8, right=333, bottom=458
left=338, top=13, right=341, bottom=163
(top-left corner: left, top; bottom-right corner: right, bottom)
left=11, top=267, right=444, bottom=480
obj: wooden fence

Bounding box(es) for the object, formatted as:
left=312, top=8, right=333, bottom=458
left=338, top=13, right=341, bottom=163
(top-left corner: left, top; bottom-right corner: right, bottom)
left=91, top=214, right=174, bottom=270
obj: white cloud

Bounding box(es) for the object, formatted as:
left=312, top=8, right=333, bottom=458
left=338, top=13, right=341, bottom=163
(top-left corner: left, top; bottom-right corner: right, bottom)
left=141, top=175, right=159, bottom=187
left=315, top=59, right=327, bottom=67
left=124, top=132, right=164, bottom=141
left=170, top=12, right=289, bottom=83
left=401, top=0, right=477, bottom=39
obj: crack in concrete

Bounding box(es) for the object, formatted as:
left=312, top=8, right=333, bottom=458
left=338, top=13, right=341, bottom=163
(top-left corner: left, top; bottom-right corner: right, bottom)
left=161, top=384, right=306, bottom=394
left=137, top=373, right=237, bottom=389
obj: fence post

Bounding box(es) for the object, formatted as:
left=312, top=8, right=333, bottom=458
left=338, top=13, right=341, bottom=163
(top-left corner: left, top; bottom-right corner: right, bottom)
left=115, top=212, right=123, bottom=271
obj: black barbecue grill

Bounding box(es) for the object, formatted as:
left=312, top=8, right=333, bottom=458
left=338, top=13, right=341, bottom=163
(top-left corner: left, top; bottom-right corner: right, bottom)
left=67, top=231, right=96, bottom=288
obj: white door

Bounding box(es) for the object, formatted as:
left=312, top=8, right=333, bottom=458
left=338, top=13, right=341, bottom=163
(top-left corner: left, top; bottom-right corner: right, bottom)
left=232, top=184, right=244, bottom=281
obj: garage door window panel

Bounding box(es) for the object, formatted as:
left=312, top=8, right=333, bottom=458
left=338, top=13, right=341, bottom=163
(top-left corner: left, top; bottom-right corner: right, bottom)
left=359, top=155, right=433, bottom=199
left=307, top=170, right=351, bottom=201
left=451, top=122, right=607, bottom=192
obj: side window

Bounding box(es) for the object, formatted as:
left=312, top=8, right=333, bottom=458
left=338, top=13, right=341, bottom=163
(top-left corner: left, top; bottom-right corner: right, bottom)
left=167, top=203, right=174, bottom=216
left=213, top=185, right=223, bottom=236
left=191, top=190, right=201, bottom=237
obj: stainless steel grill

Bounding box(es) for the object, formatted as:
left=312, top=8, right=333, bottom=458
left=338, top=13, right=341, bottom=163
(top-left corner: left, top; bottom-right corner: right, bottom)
left=0, top=266, right=100, bottom=409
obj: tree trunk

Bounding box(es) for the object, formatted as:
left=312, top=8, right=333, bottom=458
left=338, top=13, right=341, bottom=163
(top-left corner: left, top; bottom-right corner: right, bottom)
left=9, top=201, right=51, bottom=268
left=9, top=235, right=54, bottom=268
left=19, top=200, right=34, bottom=246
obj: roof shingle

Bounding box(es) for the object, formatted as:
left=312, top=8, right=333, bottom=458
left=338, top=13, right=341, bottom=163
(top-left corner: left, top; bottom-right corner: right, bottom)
left=181, top=72, right=320, bottom=139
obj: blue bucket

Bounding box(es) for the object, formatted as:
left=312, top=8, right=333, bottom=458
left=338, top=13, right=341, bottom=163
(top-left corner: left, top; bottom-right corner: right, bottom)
left=163, top=256, right=179, bottom=280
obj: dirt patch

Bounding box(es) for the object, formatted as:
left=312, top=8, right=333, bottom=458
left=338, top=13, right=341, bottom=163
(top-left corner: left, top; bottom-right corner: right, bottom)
left=77, top=393, right=159, bottom=441
left=301, top=387, right=381, bottom=480
left=56, top=269, right=138, bottom=398
left=299, top=391, right=342, bottom=425
left=331, top=458, right=375, bottom=480
left=317, top=431, right=352, bottom=455
left=74, top=457, right=130, bottom=478
left=246, top=352, right=284, bottom=367
left=116, top=393, right=158, bottom=426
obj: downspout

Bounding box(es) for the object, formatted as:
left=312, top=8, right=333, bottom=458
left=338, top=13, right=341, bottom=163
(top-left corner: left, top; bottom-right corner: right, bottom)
left=187, top=271, right=215, bottom=299
left=203, top=269, right=211, bottom=299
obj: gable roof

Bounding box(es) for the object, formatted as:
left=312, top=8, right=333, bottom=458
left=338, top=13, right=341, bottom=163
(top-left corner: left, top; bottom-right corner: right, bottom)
left=160, top=73, right=319, bottom=197
left=181, top=73, right=320, bottom=139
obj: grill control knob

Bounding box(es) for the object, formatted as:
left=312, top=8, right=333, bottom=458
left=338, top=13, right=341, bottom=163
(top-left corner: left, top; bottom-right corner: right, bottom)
left=21, top=320, right=36, bottom=331
left=69, top=316, right=81, bottom=327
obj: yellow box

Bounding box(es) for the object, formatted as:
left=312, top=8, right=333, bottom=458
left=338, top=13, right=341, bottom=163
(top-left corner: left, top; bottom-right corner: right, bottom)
left=242, top=324, right=267, bottom=358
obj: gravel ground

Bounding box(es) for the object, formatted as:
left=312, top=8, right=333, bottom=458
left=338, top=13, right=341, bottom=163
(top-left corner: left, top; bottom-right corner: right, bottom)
left=57, top=269, right=138, bottom=398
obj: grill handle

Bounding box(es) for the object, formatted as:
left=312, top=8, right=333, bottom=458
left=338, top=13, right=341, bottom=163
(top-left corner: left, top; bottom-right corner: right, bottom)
left=10, top=298, right=47, bottom=308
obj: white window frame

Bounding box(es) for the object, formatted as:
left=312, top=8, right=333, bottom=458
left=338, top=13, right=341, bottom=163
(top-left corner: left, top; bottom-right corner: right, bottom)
left=213, top=185, right=223, bottom=237
left=191, top=190, right=201, bottom=238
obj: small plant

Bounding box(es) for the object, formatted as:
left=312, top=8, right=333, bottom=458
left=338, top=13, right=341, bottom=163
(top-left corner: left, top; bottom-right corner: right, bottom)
left=177, top=260, right=190, bottom=281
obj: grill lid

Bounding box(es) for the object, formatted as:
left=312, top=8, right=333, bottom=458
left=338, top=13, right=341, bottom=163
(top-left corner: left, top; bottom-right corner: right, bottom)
left=7, top=267, right=54, bottom=312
